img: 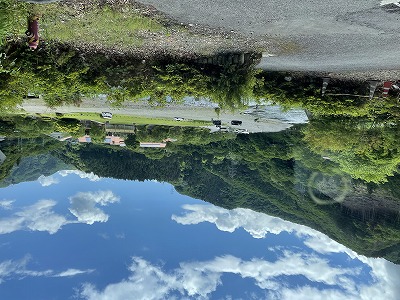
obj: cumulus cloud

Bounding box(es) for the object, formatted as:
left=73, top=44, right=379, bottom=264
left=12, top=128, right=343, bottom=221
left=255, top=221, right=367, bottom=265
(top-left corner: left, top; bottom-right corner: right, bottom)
left=0, top=200, right=14, bottom=210
left=0, top=255, right=94, bottom=284
left=172, top=204, right=316, bottom=239
left=79, top=249, right=400, bottom=300
left=0, top=200, right=72, bottom=234
left=172, top=204, right=357, bottom=257
left=0, top=191, right=119, bottom=235
left=16, top=200, right=72, bottom=234
left=37, top=175, right=60, bottom=187
left=170, top=204, right=400, bottom=300
left=80, top=257, right=180, bottom=300
left=58, top=170, right=101, bottom=181
left=69, top=191, right=120, bottom=225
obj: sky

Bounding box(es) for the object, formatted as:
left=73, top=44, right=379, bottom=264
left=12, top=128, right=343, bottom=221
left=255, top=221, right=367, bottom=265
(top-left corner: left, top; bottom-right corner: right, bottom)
left=0, top=170, right=399, bottom=300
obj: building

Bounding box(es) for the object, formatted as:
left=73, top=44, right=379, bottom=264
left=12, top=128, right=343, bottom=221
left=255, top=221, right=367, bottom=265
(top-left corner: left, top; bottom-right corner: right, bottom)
left=139, top=142, right=167, bottom=148
left=104, top=136, right=126, bottom=147
left=78, top=135, right=92, bottom=143
left=48, top=132, right=72, bottom=142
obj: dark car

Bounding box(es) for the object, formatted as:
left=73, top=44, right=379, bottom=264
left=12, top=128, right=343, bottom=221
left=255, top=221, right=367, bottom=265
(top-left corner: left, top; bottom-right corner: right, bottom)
left=231, top=120, right=242, bottom=125
left=26, top=15, right=39, bottom=50
left=212, top=119, right=222, bottom=126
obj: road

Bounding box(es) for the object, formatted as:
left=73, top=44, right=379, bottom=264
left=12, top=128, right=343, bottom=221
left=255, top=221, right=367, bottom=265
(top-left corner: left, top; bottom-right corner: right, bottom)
left=134, top=0, right=400, bottom=72
left=21, top=98, right=296, bottom=133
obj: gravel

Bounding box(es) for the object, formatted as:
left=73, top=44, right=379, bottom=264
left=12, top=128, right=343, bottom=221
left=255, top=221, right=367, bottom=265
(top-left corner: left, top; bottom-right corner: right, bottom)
left=42, top=0, right=278, bottom=60
left=27, top=0, right=400, bottom=77
left=128, top=0, right=400, bottom=74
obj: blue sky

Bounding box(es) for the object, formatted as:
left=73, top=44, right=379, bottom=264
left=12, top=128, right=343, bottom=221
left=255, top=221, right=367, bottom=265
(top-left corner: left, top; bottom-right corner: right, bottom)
left=0, top=170, right=399, bottom=300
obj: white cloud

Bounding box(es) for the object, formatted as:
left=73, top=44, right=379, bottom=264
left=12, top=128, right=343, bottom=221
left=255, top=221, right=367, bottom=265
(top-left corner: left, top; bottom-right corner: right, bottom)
left=0, top=216, right=24, bottom=234
left=68, top=191, right=120, bottom=225
left=79, top=249, right=400, bottom=300
left=172, top=204, right=357, bottom=257
left=0, top=255, right=94, bottom=284
left=169, top=204, right=400, bottom=300
left=80, top=257, right=180, bottom=300
left=54, top=268, right=95, bottom=277
left=176, top=252, right=358, bottom=296
left=15, top=200, right=73, bottom=234
left=37, top=175, right=60, bottom=187
left=58, top=170, right=101, bottom=181
left=0, top=191, right=119, bottom=235
left=0, top=200, right=72, bottom=235
left=0, top=200, right=14, bottom=210
left=172, top=204, right=316, bottom=239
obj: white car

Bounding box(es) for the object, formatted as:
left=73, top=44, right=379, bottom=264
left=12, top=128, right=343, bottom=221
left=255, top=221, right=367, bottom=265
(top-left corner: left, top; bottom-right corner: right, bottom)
left=101, top=112, right=113, bottom=119
left=174, top=117, right=184, bottom=121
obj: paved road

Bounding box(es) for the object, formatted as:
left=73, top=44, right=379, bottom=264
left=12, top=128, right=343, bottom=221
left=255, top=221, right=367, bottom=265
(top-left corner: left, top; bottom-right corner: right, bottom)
left=21, top=98, right=295, bottom=133
left=135, top=0, right=400, bottom=72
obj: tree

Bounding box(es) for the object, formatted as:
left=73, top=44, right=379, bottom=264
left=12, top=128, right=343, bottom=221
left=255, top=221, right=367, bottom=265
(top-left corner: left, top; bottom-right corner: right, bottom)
left=302, top=117, right=400, bottom=183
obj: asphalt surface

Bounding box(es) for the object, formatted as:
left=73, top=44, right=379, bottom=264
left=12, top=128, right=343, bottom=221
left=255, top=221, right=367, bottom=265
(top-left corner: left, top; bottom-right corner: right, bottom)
left=134, top=0, right=400, bottom=72
left=21, top=98, right=295, bottom=133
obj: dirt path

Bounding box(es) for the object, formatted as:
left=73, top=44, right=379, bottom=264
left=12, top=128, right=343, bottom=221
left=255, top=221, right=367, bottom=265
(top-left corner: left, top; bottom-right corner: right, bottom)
left=20, top=98, right=294, bottom=133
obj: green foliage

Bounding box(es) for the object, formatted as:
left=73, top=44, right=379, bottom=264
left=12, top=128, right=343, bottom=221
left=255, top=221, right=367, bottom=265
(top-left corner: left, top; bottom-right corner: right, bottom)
left=1, top=42, right=262, bottom=110
left=54, top=118, right=84, bottom=137
left=125, top=134, right=139, bottom=148
left=303, top=117, right=400, bottom=183
left=0, top=115, right=55, bottom=137
left=0, top=43, right=107, bottom=109
left=0, top=0, right=28, bottom=42
left=40, top=2, right=164, bottom=48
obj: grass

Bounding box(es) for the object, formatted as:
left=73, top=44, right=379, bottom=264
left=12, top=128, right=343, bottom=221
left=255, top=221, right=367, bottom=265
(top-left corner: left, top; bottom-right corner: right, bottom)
left=0, top=0, right=29, bottom=42
left=39, top=2, right=165, bottom=48
left=41, top=112, right=212, bottom=127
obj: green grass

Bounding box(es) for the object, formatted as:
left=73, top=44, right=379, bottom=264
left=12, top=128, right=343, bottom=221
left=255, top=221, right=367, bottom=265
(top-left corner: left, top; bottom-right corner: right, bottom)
left=0, top=0, right=29, bottom=42
left=41, top=112, right=212, bottom=127
left=40, top=3, right=164, bottom=48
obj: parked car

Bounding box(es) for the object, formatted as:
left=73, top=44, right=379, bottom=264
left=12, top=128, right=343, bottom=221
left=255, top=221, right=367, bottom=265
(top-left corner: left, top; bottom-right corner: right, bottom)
left=26, top=15, right=39, bottom=50
left=231, top=120, right=242, bottom=125
left=100, top=112, right=113, bottom=119
left=212, top=119, right=222, bottom=126
left=219, top=127, right=230, bottom=132
left=234, top=129, right=249, bottom=134
left=174, top=117, right=184, bottom=121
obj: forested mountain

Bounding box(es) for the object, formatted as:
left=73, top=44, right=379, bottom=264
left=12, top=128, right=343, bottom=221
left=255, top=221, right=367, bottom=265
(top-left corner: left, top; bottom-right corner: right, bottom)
left=2, top=119, right=400, bottom=264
